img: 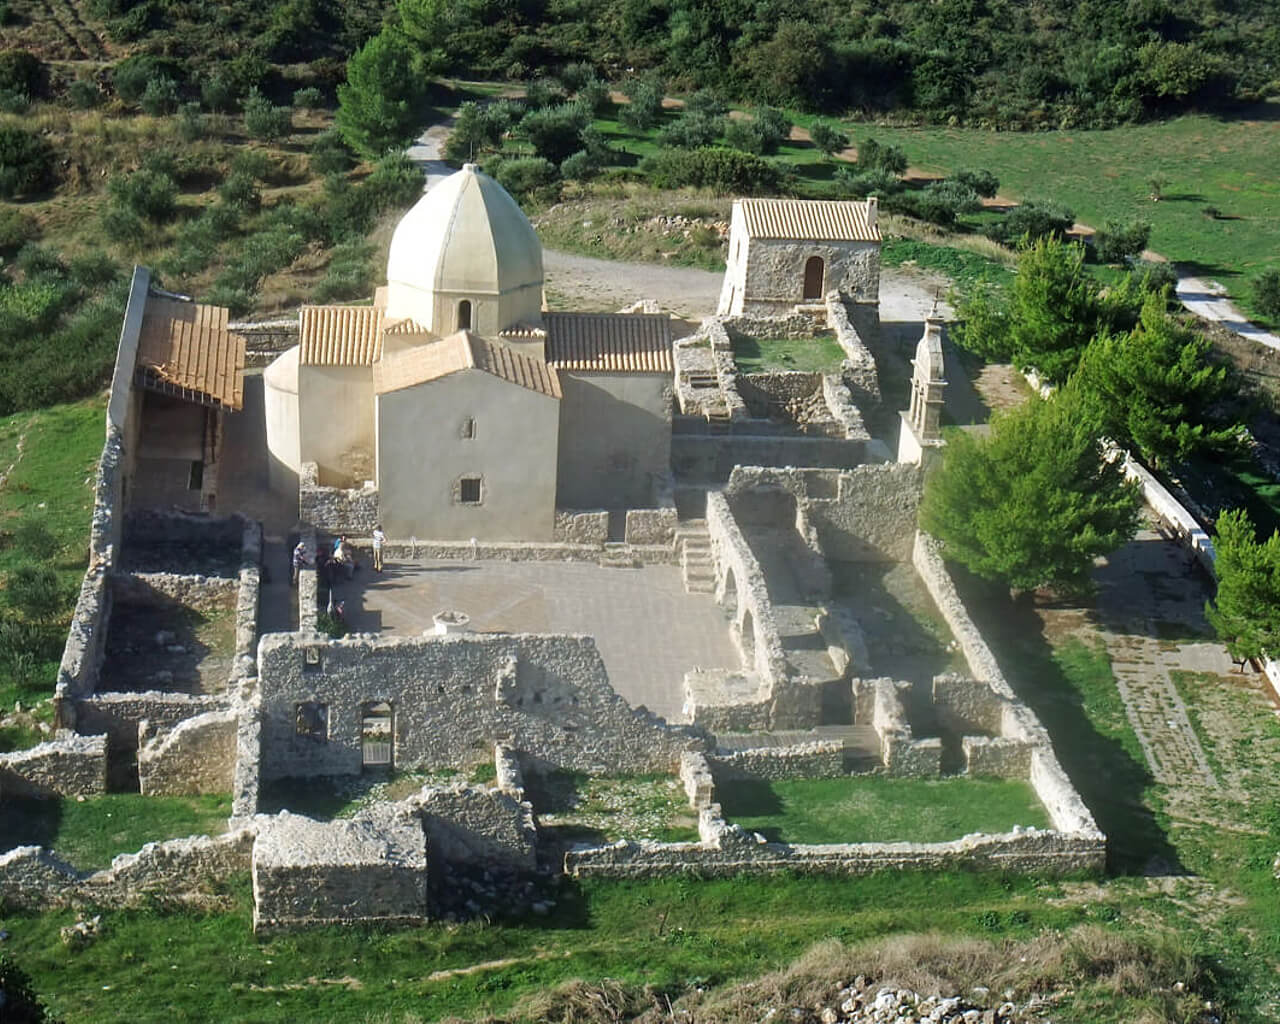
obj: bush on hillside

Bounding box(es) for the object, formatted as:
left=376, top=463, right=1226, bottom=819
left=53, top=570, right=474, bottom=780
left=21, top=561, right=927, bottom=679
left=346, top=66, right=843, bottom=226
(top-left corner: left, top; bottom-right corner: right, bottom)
left=834, top=166, right=902, bottom=198
left=659, top=111, right=723, bottom=149
left=293, top=86, right=324, bottom=109
left=1253, top=268, right=1280, bottom=320
left=518, top=103, right=590, bottom=165
left=985, top=199, right=1075, bottom=246
left=641, top=147, right=782, bottom=193
left=0, top=206, right=37, bottom=251
left=107, top=167, right=178, bottom=222
left=809, top=120, right=850, bottom=157
left=243, top=88, right=292, bottom=141
left=310, top=130, right=356, bottom=176
left=0, top=49, right=44, bottom=98
left=112, top=55, right=182, bottom=104
left=67, top=78, right=100, bottom=109
left=139, top=75, right=179, bottom=116
left=952, top=167, right=1000, bottom=198
left=492, top=156, right=559, bottom=201
left=856, top=137, right=908, bottom=175
left=619, top=75, right=663, bottom=132
left=0, top=126, right=55, bottom=198
left=1093, top=218, right=1152, bottom=263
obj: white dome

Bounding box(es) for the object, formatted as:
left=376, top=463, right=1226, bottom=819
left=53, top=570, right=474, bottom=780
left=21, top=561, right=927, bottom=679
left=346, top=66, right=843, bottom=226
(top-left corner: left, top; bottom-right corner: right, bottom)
left=384, top=164, right=543, bottom=337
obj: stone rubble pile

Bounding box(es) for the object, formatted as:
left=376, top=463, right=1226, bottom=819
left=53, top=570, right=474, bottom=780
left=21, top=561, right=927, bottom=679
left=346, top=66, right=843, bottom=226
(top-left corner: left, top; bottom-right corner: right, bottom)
left=759, top=978, right=1020, bottom=1024
left=431, top=861, right=561, bottom=923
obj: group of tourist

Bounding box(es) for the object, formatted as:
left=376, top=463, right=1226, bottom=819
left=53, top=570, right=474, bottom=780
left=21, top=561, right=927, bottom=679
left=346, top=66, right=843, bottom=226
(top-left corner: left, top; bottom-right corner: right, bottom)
left=291, top=526, right=387, bottom=587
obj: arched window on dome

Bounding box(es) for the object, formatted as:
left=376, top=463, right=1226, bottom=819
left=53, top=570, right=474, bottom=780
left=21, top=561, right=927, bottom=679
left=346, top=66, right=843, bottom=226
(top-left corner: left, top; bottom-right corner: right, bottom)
left=457, top=300, right=472, bottom=330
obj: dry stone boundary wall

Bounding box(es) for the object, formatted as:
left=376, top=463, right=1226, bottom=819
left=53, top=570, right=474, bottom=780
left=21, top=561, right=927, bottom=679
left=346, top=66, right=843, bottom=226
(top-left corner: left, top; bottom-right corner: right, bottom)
left=0, top=733, right=107, bottom=798
left=138, top=709, right=238, bottom=796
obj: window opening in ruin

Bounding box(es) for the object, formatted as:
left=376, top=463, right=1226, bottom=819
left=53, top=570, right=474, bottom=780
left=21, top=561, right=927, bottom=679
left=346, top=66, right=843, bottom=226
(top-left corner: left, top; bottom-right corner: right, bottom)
left=295, top=701, right=328, bottom=740
left=722, top=568, right=738, bottom=617
left=803, top=256, right=825, bottom=300
left=361, top=700, right=393, bottom=767
left=739, top=609, right=756, bottom=665
left=460, top=416, right=476, bottom=440
left=459, top=476, right=482, bottom=504
left=457, top=299, right=472, bottom=330
left=303, top=647, right=322, bottom=673
left=188, top=460, right=204, bottom=490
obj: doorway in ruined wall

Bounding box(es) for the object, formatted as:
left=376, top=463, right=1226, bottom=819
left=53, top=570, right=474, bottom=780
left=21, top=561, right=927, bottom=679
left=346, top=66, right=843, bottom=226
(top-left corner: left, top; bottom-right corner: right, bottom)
left=803, top=256, right=825, bottom=301
left=361, top=700, right=393, bottom=768
left=722, top=567, right=738, bottom=617
left=739, top=608, right=756, bottom=668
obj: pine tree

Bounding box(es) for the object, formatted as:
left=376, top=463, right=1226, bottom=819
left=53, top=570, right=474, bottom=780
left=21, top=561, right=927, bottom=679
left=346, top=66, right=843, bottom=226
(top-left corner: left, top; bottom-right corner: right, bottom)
left=335, top=30, right=431, bottom=159
left=920, top=386, right=1142, bottom=594
left=1206, top=508, right=1280, bottom=662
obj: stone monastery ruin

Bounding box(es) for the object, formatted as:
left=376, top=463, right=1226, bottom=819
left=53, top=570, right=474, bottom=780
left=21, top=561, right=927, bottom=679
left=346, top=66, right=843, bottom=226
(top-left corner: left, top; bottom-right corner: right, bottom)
left=0, top=165, right=1104, bottom=931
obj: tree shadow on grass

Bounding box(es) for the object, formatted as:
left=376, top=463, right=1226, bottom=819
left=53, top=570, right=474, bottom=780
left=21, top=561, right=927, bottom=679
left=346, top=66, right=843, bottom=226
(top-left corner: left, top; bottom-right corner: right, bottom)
left=0, top=798, right=62, bottom=856
left=951, top=568, right=1183, bottom=876
left=715, top=779, right=785, bottom=840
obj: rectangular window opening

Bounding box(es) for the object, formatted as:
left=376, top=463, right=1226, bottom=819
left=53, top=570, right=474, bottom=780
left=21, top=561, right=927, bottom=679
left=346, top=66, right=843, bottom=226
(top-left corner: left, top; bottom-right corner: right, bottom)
left=459, top=477, right=482, bottom=504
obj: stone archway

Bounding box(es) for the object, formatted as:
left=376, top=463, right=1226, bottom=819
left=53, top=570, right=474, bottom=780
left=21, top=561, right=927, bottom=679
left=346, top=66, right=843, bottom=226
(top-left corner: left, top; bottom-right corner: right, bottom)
left=722, top=567, right=738, bottom=616
left=802, top=256, right=825, bottom=301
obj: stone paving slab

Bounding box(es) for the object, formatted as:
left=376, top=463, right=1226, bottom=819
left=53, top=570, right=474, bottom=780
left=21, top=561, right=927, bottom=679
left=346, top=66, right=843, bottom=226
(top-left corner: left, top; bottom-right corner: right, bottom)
left=336, top=559, right=741, bottom=723
left=1095, top=530, right=1233, bottom=790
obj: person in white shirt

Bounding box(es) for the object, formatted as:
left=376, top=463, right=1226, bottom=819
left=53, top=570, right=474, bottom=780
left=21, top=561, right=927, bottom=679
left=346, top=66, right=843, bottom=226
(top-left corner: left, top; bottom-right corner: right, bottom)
left=372, top=524, right=387, bottom=572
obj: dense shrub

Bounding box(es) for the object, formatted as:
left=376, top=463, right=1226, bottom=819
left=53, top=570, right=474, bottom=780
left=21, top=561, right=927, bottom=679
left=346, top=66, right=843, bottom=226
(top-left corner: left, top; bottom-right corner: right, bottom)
left=560, top=149, right=599, bottom=180
left=0, top=49, right=43, bottom=98
left=176, top=101, right=204, bottom=142
left=217, top=171, right=261, bottom=214
left=834, top=166, right=902, bottom=198
left=112, top=55, right=182, bottom=104
left=809, top=120, right=850, bottom=157
left=518, top=103, right=590, bottom=165
left=952, top=168, right=1000, bottom=198
left=684, top=89, right=729, bottom=119
left=0, top=206, right=37, bottom=251
left=313, top=239, right=376, bottom=303
left=492, top=155, right=559, bottom=200
left=659, top=111, right=723, bottom=149
left=575, top=77, right=610, bottom=115
left=641, top=147, right=782, bottom=194
left=444, top=101, right=509, bottom=164
left=1093, top=218, right=1152, bottom=263
left=986, top=199, right=1076, bottom=246
left=293, top=86, right=324, bottom=109
left=363, top=153, right=421, bottom=212
left=67, top=78, right=101, bottom=109
left=243, top=88, right=292, bottom=140
left=107, top=167, right=178, bottom=222
left=200, top=73, right=237, bottom=113
left=11, top=518, right=59, bottom=560
left=619, top=75, right=663, bottom=132
left=310, top=129, right=356, bottom=176
left=856, top=137, right=908, bottom=175
left=0, top=126, right=55, bottom=198
left=139, top=75, right=179, bottom=116
left=1255, top=269, right=1280, bottom=320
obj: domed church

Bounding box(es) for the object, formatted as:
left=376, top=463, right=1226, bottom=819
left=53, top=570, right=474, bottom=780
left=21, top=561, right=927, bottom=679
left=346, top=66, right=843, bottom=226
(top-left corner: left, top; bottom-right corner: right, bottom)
left=263, top=164, right=674, bottom=541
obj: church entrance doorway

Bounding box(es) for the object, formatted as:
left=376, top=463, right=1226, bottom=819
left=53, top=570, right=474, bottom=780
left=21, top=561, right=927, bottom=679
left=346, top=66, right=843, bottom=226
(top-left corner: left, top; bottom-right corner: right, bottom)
left=802, top=256, right=825, bottom=300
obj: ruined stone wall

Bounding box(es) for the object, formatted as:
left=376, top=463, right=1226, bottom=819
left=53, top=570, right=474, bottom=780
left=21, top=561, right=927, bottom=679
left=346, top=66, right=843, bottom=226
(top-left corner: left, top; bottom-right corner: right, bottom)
left=72, top=692, right=227, bottom=751
left=681, top=751, right=716, bottom=809
left=932, top=673, right=1004, bottom=736
left=493, top=743, right=525, bottom=797
left=821, top=375, right=871, bottom=441
left=370, top=537, right=676, bottom=566
left=0, top=829, right=254, bottom=911
left=740, top=239, right=880, bottom=310
left=232, top=704, right=262, bottom=818
left=232, top=520, right=262, bottom=684
left=565, top=807, right=1104, bottom=878
left=709, top=741, right=844, bottom=781
left=409, top=782, right=537, bottom=868
left=0, top=734, right=107, bottom=798
left=138, top=709, right=238, bottom=795
left=671, top=434, right=868, bottom=482
left=858, top=676, right=942, bottom=777
left=826, top=293, right=881, bottom=408
left=299, top=462, right=379, bottom=535
left=109, top=572, right=238, bottom=613
left=704, top=492, right=788, bottom=694
left=297, top=526, right=318, bottom=633
left=256, top=631, right=707, bottom=781
left=722, top=312, right=827, bottom=340
left=122, top=508, right=244, bottom=553
left=723, top=464, right=923, bottom=563
left=963, top=737, right=1034, bottom=778
left=553, top=510, right=608, bottom=545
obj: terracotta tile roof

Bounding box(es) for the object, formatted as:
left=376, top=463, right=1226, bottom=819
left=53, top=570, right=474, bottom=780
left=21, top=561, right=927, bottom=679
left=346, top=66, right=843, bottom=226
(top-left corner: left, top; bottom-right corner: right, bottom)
left=374, top=331, right=561, bottom=399
left=384, top=317, right=431, bottom=335
left=299, top=305, right=384, bottom=366
left=497, top=321, right=548, bottom=341
left=737, top=198, right=881, bottom=242
left=544, top=312, right=673, bottom=373
left=136, top=297, right=246, bottom=410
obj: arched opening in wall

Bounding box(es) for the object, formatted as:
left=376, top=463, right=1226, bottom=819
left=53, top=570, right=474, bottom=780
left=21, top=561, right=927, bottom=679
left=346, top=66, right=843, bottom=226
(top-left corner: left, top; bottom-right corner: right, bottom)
left=457, top=300, right=472, bottom=330
left=803, top=256, right=825, bottom=300
left=361, top=700, right=393, bottom=768
left=722, top=567, right=738, bottom=617
left=738, top=608, right=756, bottom=667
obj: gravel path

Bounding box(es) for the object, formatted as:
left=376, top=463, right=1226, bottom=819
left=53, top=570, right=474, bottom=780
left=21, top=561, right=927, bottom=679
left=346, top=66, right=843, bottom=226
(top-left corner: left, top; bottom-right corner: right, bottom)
left=1175, top=274, right=1280, bottom=352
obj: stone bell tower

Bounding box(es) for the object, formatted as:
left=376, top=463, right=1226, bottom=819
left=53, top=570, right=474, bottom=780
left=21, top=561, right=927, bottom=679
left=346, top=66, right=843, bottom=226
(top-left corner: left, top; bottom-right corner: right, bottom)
left=897, top=314, right=947, bottom=466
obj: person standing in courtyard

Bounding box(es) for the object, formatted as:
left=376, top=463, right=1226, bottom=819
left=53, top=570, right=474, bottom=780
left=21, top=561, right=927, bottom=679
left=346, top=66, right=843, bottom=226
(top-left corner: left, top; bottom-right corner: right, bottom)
left=291, top=540, right=309, bottom=586
left=372, top=523, right=386, bottom=572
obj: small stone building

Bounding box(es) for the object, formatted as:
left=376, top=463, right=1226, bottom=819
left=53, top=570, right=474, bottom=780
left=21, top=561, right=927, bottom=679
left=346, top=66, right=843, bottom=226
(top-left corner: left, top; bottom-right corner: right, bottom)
left=717, top=197, right=881, bottom=315
left=127, top=295, right=246, bottom=513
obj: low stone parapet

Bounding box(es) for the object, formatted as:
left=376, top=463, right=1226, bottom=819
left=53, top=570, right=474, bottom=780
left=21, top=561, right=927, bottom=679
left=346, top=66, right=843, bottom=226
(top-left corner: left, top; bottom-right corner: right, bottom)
left=299, top=462, right=378, bottom=535
left=554, top=509, right=608, bottom=545
left=963, top=737, right=1034, bottom=778
left=709, top=741, right=844, bottom=782
left=0, top=733, right=107, bottom=798
left=624, top=506, right=678, bottom=546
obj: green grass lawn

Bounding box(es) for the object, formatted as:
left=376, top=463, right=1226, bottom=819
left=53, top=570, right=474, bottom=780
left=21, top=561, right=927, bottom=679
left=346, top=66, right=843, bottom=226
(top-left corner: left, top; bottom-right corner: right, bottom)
left=0, top=395, right=105, bottom=712
left=732, top=334, right=846, bottom=374
left=844, top=114, right=1280, bottom=319
left=717, top=776, right=1049, bottom=844
left=0, top=793, right=231, bottom=871
left=526, top=771, right=700, bottom=843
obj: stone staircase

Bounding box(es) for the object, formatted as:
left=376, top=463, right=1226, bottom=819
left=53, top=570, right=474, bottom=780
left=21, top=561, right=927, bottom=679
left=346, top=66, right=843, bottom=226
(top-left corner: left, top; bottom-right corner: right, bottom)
left=676, top=520, right=715, bottom=594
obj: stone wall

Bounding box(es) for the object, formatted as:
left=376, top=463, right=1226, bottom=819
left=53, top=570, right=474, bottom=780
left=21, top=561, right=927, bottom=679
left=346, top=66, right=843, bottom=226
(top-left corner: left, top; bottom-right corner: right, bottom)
left=297, top=525, right=318, bottom=633
left=257, top=631, right=707, bottom=780
left=109, top=572, right=238, bottom=614
left=0, top=733, right=107, bottom=798
left=299, top=462, right=379, bottom=535
left=858, top=676, right=942, bottom=777
left=122, top=508, right=245, bottom=554
left=493, top=743, right=525, bottom=797
left=709, top=741, right=844, bottom=781
left=408, top=782, right=537, bottom=868
left=232, top=703, right=262, bottom=818
left=0, top=828, right=254, bottom=911
left=72, top=692, right=227, bottom=751
left=704, top=492, right=788, bottom=695
left=963, top=736, right=1034, bottom=778
left=564, top=821, right=1105, bottom=879
left=251, top=809, right=427, bottom=933
left=821, top=375, right=871, bottom=441
left=232, top=519, right=262, bottom=683
left=826, top=293, right=882, bottom=408
left=138, top=709, right=238, bottom=795
left=723, top=464, right=923, bottom=563
left=680, top=751, right=716, bottom=809
left=722, top=312, right=827, bottom=340
left=553, top=509, right=609, bottom=545
left=932, top=673, right=1003, bottom=736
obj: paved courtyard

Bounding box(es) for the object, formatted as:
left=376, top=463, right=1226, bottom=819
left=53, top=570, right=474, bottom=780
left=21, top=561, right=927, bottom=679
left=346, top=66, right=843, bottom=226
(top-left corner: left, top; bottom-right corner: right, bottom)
left=336, top=560, right=741, bottom=722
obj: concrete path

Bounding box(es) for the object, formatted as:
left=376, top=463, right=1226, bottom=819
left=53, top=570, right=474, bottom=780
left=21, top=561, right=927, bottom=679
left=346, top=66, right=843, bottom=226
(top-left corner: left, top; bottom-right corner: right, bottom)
left=1093, top=528, right=1234, bottom=791
left=1175, top=273, right=1280, bottom=352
